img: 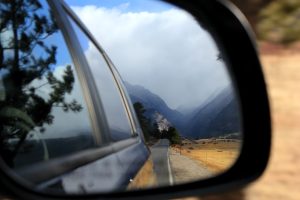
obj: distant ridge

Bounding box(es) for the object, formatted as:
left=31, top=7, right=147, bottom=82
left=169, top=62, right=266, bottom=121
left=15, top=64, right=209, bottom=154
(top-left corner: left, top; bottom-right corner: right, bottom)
left=185, top=87, right=240, bottom=139
left=124, top=82, right=240, bottom=139
left=124, top=82, right=184, bottom=127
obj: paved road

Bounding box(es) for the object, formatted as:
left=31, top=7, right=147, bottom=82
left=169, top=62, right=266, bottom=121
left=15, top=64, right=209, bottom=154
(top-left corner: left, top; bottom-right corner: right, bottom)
left=150, top=139, right=173, bottom=186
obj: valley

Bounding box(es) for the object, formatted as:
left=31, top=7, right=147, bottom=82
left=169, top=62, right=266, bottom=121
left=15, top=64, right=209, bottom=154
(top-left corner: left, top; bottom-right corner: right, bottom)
left=125, top=81, right=242, bottom=185
left=125, top=81, right=241, bottom=140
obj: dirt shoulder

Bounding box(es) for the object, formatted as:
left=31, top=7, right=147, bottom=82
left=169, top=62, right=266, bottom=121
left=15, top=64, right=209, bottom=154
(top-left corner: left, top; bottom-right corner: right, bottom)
left=243, top=45, right=300, bottom=200
left=173, top=139, right=241, bottom=174
left=127, top=157, right=157, bottom=190
left=169, top=148, right=212, bottom=184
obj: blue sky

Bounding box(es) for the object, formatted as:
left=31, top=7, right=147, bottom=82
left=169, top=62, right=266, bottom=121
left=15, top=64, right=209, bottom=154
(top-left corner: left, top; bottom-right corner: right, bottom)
left=64, top=0, right=174, bottom=12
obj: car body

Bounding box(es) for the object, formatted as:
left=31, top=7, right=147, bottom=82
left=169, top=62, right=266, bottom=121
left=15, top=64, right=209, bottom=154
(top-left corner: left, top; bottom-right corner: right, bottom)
left=0, top=0, right=151, bottom=193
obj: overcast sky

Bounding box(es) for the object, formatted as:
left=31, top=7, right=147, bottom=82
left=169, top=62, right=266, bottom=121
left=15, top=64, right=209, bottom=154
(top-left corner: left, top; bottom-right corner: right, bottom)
left=66, top=0, right=232, bottom=110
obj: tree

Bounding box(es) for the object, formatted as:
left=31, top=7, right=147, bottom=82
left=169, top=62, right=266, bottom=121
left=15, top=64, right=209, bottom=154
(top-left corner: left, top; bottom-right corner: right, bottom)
left=0, top=0, right=82, bottom=167
left=257, top=0, right=300, bottom=44
left=133, top=102, right=151, bottom=141
left=165, top=126, right=181, bottom=145
left=160, top=126, right=181, bottom=144
left=152, top=122, right=161, bottom=139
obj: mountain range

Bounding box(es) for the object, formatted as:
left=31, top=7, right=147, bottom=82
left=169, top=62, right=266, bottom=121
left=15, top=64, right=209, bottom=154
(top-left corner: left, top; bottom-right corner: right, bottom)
left=124, top=82, right=240, bottom=139
left=184, top=86, right=240, bottom=138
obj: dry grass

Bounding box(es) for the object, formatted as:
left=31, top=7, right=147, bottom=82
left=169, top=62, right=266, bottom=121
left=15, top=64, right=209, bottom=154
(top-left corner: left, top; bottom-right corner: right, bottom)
left=242, top=43, right=300, bottom=200
left=183, top=43, right=300, bottom=200
left=127, top=157, right=157, bottom=190
left=172, top=139, right=241, bottom=174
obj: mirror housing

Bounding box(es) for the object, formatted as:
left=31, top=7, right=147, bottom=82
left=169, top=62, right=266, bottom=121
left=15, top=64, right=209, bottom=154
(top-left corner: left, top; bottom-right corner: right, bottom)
left=0, top=0, right=271, bottom=199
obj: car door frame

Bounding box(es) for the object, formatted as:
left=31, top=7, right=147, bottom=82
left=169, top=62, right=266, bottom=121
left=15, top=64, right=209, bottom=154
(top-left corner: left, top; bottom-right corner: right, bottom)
left=0, top=0, right=150, bottom=194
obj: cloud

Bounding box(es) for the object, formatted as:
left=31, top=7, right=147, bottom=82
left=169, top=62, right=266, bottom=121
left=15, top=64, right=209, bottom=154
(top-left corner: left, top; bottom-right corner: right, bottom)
left=72, top=4, right=232, bottom=109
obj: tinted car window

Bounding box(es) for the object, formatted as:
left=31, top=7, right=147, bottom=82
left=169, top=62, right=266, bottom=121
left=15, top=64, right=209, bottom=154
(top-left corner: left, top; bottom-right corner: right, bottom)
left=0, top=0, right=95, bottom=168
left=68, top=18, right=133, bottom=141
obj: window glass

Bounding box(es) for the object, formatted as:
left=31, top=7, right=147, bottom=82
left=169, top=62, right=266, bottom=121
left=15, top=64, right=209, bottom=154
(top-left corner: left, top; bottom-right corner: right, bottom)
left=68, top=18, right=133, bottom=141
left=0, top=0, right=95, bottom=169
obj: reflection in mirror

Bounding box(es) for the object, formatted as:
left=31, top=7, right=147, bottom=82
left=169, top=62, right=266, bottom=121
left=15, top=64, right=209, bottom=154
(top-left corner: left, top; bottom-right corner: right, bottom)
left=0, top=0, right=242, bottom=195
left=67, top=0, right=242, bottom=190
left=0, top=0, right=95, bottom=179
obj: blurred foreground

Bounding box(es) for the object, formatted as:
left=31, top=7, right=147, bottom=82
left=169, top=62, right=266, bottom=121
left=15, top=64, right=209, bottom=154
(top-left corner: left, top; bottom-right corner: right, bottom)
left=180, top=43, right=300, bottom=200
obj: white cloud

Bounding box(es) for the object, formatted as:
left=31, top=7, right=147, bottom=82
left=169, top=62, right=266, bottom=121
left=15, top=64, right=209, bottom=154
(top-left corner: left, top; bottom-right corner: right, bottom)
left=72, top=5, right=232, bottom=110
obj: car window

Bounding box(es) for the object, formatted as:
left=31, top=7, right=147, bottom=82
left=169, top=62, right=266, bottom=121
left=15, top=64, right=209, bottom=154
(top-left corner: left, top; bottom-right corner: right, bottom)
left=67, top=18, right=134, bottom=141
left=0, top=0, right=95, bottom=169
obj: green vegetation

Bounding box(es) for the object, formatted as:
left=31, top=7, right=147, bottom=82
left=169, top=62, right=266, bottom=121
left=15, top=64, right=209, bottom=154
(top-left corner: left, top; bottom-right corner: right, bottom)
left=0, top=0, right=81, bottom=167
left=162, top=126, right=181, bottom=145
left=133, top=102, right=181, bottom=145
left=133, top=102, right=152, bottom=142
left=257, top=0, right=300, bottom=44
left=230, top=0, right=300, bottom=44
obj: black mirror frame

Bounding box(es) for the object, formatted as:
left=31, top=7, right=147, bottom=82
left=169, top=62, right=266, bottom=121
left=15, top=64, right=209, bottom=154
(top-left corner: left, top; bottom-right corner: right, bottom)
left=0, top=0, right=271, bottom=199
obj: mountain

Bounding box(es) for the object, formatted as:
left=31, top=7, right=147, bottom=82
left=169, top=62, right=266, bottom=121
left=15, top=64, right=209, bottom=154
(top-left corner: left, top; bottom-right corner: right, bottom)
left=176, top=105, right=195, bottom=116
left=185, top=87, right=240, bottom=139
left=124, top=82, right=184, bottom=128
left=124, top=82, right=240, bottom=139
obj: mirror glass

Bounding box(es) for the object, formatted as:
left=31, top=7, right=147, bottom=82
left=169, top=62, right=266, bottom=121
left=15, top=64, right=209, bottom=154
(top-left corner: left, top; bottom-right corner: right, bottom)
left=0, top=0, right=242, bottom=194
left=66, top=0, right=242, bottom=188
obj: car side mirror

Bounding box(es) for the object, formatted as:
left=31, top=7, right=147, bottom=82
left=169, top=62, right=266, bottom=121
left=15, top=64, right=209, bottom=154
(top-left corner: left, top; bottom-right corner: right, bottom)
left=0, top=0, right=271, bottom=199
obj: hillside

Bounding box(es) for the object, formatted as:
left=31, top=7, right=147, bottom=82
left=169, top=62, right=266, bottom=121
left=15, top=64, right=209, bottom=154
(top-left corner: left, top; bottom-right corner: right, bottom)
left=124, top=82, right=184, bottom=128
left=125, top=82, right=240, bottom=139
left=185, top=87, right=240, bottom=139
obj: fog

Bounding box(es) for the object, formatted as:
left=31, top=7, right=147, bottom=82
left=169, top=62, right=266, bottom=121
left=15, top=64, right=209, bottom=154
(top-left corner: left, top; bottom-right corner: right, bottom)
left=71, top=2, right=231, bottom=110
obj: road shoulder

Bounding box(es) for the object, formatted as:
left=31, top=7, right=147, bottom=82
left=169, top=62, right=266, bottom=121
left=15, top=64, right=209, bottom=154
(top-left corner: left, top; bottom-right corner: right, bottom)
left=169, top=148, right=212, bottom=184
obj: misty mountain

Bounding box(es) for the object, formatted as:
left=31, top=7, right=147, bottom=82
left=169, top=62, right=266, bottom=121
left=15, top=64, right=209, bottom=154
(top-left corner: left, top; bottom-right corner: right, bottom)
left=185, top=87, right=240, bottom=139
left=124, top=82, right=184, bottom=128
left=125, top=82, right=240, bottom=139
left=176, top=104, right=195, bottom=116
